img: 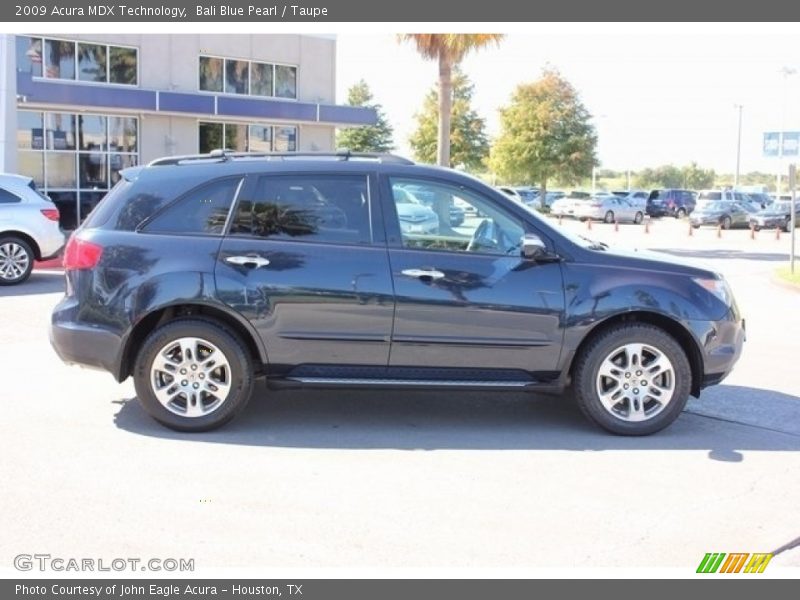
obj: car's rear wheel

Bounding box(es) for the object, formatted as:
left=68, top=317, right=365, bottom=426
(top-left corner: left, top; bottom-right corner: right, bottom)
left=721, top=216, right=732, bottom=230
left=677, top=208, right=686, bottom=218
left=572, top=324, right=692, bottom=435
left=634, top=212, right=644, bottom=224
left=604, top=211, right=614, bottom=224
left=133, top=319, right=254, bottom=432
left=785, top=217, right=793, bottom=233
left=0, top=236, right=34, bottom=286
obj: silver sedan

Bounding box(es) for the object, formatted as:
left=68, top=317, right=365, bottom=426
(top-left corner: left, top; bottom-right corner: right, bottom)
left=574, top=195, right=645, bottom=224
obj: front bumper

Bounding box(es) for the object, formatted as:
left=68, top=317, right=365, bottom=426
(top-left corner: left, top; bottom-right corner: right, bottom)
left=691, top=309, right=745, bottom=389
left=690, top=216, right=719, bottom=226
left=750, top=217, right=785, bottom=229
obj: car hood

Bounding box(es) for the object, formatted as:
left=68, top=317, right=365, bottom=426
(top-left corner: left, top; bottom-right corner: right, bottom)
left=585, top=246, right=717, bottom=279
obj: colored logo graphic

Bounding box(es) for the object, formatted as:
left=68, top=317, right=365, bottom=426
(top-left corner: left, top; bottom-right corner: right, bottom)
left=696, top=553, right=773, bottom=573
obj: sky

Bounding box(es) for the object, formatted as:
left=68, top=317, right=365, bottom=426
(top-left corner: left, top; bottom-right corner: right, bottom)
left=336, top=32, right=800, bottom=175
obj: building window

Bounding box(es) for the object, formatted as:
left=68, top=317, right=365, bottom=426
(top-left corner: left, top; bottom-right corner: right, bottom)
left=224, top=59, right=249, bottom=95
left=24, top=37, right=137, bottom=86
left=275, top=65, right=297, bottom=99
left=17, top=109, right=139, bottom=230
left=199, top=56, right=223, bottom=92
left=45, top=39, right=75, bottom=80
left=199, top=55, right=297, bottom=99
left=199, top=121, right=298, bottom=154
left=109, top=46, right=138, bottom=85
left=77, top=43, right=106, bottom=83
left=274, top=126, right=298, bottom=152
left=250, top=62, right=273, bottom=97
left=16, top=36, right=43, bottom=77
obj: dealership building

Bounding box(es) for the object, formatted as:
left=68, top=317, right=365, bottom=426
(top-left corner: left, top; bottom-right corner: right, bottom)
left=0, top=34, right=376, bottom=229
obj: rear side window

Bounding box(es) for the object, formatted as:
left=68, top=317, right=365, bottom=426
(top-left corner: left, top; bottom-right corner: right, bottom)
left=0, top=188, right=21, bottom=204
left=230, top=175, right=371, bottom=245
left=699, top=191, right=722, bottom=201
left=143, top=178, right=241, bottom=235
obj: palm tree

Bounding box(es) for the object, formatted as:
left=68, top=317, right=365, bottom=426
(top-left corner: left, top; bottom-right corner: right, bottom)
left=398, top=34, right=503, bottom=167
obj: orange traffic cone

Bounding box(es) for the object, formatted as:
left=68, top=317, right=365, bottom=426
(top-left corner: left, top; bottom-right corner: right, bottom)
left=717, top=224, right=722, bottom=238
left=776, top=226, right=781, bottom=240
left=558, top=214, right=563, bottom=225
left=644, top=219, right=650, bottom=234
left=614, top=218, right=619, bottom=232
left=750, top=224, right=756, bottom=240
left=587, top=219, right=592, bottom=230
left=688, top=222, right=693, bottom=237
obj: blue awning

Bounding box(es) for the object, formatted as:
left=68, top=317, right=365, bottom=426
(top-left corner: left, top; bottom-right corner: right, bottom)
left=16, top=71, right=377, bottom=126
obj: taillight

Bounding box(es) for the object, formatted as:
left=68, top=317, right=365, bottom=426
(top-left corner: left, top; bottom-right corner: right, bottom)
left=63, top=236, right=103, bottom=270
left=41, top=208, right=60, bottom=221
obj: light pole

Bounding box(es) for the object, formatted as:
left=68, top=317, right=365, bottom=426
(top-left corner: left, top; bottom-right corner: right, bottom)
left=777, top=67, right=797, bottom=197
left=733, top=104, right=743, bottom=187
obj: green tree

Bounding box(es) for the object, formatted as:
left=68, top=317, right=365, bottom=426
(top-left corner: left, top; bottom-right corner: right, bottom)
left=409, top=69, right=490, bottom=170
left=398, top=34, right=503, bottom=166
left=336, top=80, right=395, bottom=153
left=489, top=68, right=598, bottom=199
left=681, top=162, right=716, bottom=190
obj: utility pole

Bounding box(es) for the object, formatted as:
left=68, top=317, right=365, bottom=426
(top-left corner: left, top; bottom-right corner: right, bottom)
left=734, top=104, right=743, bottom=186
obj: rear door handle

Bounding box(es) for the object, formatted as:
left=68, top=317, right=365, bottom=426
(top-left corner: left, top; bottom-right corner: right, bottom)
left=401, top=268, right=445, bottom=280
left=225, top=255, right=271, bottom=268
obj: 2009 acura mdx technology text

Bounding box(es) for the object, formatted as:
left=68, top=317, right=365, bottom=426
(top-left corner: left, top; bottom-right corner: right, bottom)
left=50, top=151, right=745, bottom=435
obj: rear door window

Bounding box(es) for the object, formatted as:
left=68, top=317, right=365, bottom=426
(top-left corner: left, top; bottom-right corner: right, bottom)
left=230, top=174, right=372, bottom=245
left=143, top=178, right=242, bottom=235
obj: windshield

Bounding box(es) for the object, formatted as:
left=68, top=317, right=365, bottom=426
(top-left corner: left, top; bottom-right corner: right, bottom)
left=698, top=191, right=722, bottom=201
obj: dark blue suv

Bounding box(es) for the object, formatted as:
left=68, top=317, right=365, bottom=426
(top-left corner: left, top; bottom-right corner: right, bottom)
left=50, top=152, right=744, bottom=435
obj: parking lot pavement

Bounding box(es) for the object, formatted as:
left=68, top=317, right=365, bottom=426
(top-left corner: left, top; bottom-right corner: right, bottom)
left=1, top=223, right=799, bottom=572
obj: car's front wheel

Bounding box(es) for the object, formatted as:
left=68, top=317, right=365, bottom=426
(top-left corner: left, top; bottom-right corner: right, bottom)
left=634, top=212, right=644, bottom=224
left=0, top=236, right=34, bottom=286
left=572, top=324, right=692, bottom=435
left=133, top=319, right=254, bottom=431
left=721, top=216, right=732, bottom=230
left=677, top=208, right=686, bottom=218
left=604, top=211, right=614, bottom=224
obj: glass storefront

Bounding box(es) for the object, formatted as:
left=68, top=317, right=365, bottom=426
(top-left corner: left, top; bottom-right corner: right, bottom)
left=199, top=121, right=297, bottom=154
left=17, top=110, right=139, bottom=230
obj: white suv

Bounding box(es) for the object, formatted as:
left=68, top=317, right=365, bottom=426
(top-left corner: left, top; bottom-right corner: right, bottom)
left=0, top=174, right=66, bottom=285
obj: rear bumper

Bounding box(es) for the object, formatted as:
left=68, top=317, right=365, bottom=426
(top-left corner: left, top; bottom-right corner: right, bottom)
left=50, top=298, right=125, bottom=380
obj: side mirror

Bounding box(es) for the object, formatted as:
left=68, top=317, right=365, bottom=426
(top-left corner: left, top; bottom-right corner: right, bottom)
left=521, top=233, right=548, bottom=260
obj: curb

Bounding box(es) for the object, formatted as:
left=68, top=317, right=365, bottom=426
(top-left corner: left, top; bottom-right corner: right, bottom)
left=771, top=272, right=800, bottom=293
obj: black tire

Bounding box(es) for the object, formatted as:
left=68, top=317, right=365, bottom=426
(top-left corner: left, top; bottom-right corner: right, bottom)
left=785, top=217, right=793, bottom=233
left=572, top=324, right=692, bottom=435
left=0, top=236, right=34, bottom=286
left=133, top=318, right=254, bottom=432
left=634, top=212, right=643, bottom=224
left=677, top=208, right=686, bottom=218
left=721, top=216, right=732, bottom=230
left=604, top=211, right=614, bottom=224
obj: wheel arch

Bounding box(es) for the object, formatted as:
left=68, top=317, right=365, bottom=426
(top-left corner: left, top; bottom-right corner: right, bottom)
left=117, top=302, right=268, bottom=382
left=0, top=230, right=42, bottom=260
left=566, top=311, right=704, bottom=398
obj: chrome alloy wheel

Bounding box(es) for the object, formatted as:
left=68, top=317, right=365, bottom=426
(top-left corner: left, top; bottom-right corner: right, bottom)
left=150, top=337, right=232, bottom=417
left=595, top=343, right=676, bottom=422
left=0, top=242, right=30, bottom=281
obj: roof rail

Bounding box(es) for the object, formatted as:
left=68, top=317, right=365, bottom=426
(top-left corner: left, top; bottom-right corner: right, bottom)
left=148, top=149, right=414, bottom=167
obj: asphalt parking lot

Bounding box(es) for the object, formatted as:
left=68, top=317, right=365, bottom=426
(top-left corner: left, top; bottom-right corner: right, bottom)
left=1, top=217, right=798, bottom=573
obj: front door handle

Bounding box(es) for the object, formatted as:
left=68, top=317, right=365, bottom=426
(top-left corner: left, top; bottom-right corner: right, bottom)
left=225, top=255, right=271, bottom=268
left=401, top=268, right=445, bottom=280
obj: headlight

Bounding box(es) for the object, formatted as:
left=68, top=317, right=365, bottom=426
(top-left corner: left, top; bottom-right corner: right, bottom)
left=693, top=276, right=734, bottom=306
